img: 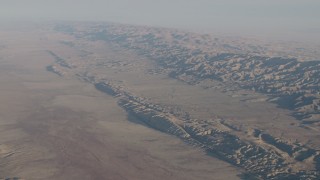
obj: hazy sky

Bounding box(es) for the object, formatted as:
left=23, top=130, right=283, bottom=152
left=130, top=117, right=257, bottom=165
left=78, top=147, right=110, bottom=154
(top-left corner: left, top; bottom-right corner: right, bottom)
left=1, top=0, right=319, bottom=40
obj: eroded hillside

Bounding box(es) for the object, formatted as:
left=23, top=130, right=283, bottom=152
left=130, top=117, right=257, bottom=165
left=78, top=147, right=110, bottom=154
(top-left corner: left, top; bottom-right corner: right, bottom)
left=45, top=22, right=320, bottom=179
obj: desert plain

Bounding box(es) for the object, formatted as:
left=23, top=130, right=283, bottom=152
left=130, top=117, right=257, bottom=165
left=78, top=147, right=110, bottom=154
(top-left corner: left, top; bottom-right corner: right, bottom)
left=0, top=22, right=320, bottom=179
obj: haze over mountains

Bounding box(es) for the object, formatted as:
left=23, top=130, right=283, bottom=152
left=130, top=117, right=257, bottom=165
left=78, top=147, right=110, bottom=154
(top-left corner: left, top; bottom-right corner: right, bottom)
left=1, top=1, right=320, bottom=180
left=1, top=0, right=320, bottom=42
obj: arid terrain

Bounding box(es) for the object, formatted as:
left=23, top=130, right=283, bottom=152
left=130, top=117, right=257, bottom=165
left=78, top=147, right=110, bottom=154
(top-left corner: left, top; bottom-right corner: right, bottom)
left=0, top=22, right=320, bottom=179
left=0, top=24, right=242, bottom=180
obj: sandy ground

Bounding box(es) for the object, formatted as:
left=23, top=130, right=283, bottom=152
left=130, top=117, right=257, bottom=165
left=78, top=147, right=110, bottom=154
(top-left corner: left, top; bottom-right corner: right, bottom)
left=0, top=27, right=242, bottom=179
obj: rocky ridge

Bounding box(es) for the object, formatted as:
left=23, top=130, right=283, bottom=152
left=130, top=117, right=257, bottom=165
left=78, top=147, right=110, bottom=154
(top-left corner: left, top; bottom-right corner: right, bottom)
left=48, top=23, right=320, bottom=179
left=80, top=23, right=320, bottom=124
left=90, top=80, right=320, bottom=179
left=45, top=50, right=75, bottom=76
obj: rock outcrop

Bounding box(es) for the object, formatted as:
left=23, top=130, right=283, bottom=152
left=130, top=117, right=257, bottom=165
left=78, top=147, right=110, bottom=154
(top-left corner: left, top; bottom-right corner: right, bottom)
left=50, top=22, right=320, bottom=179
left=82, top=24, right=320, bottom=123
left=92, top=80, right=319, bottom=179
